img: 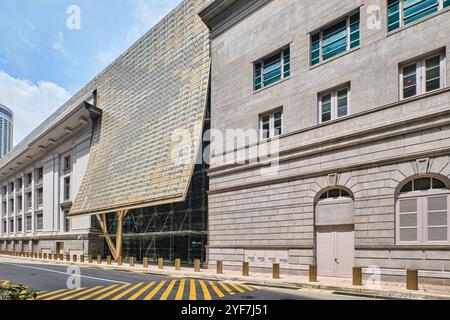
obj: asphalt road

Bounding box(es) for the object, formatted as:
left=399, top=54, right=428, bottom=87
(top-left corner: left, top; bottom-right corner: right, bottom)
left=0, top=256, right=372, bottom=300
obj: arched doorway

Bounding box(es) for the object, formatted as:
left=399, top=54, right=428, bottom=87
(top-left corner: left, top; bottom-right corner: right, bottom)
left=396, top=176, right=450, bottom=245
left=315, top=188, right=355, bottom=278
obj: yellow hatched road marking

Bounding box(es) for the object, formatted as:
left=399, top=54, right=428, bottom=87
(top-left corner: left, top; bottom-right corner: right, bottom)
left=143, top=280, right=166, bottom=300
left=228, top=282, right=245, bottom=293
left=37, top=288, right=70, bottom=299
left=78, top=284, right=118, bottom=300
left=160, top=280, right=177, bottom=300
left=198, top=280, right=212, bottom=300
left=175, top=279, right=186, bottom=300
left=239, top=284, right=255, bottom=292
left=218, top=282, right=235, bottom=295
left=44, top=288, right=85, bottom=300
left=189, top=279, right=196, bottom=300
left=209, top=281, right=225, bottom=298
left=111, top=282, right=144, bottom=301
left=95, top=283, right=131, bottom=301
left=128, top=282, right=155, bottom=300
left=60, top=286, right=102, bottom=300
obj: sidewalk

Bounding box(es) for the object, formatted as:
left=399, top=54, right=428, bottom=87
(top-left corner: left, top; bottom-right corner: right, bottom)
left=2, top=254, right=449, bottom=300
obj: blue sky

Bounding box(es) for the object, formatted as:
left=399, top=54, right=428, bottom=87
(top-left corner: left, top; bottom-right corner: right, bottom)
left=0, top=0, right=181, bottom=145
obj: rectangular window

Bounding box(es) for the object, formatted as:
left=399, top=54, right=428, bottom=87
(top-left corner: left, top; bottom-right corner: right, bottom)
left=260, top=110, right=283, bottom=140
left=311, top=11, right=360, bottom=65
left=65, top=210, right=71, bottom=232
left=8, top=199, right=13, bottom=214
left=388, top=0, right=447, bottom=32
left=37, top=188, right=43, bottom=207
left=36, top=213, right=43, bottom=231
left=26, top=173, right=32, bottom=189
left=17, top=218, right=22, bottom=232
left=254, top=47, right=290, bottom=90
left=63, top=155, right=71, bottom=172
left=400, top=52, right=445, bottom=99
left=9, top=219, right=13, bottom=233
left=26, top=192, right=32, bottom=211
left=397, top=195, right=449, bottom=244
left=319, top=85, right=350, bottom=123
left=17, top=178, right=23, bottom=191
left=26, top=215, right=32, bottom=231
left=17, top=196, right=22, bottom=212
left=37, top=167, right=43, bottom=184
left=2, top=221, right=6, bottom=233
left=2, top=186, right=6, bottom=196
left=8, top=182, right=14, bottom=193
left=64, top=177, right=71, bottom=201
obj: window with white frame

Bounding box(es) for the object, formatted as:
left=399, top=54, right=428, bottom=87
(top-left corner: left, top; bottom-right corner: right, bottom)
left=36, top=213, right=43, bottom=231
left=397, top=177, right=450, bottom=244
left=63, top=177, right=71, bottom=201
left=63, top=154, right=71, bottom=172
left=318, top=85, right=350, bottom=123
left=388, top=0, right=450, bottom=32
left=400, top=52, right=445, bottom=99
left=260, top=110, right=283, bottom=140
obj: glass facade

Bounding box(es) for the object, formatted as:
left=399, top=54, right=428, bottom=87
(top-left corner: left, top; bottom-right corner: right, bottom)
left=103, top=162, right=209, bottom=265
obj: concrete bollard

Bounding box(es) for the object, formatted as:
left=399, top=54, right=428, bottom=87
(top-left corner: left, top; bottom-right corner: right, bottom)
left=158, top=258, right=164, bottom=269
left=59, top=254, right=64, bottom=261
left=117, top=256, right=123, bottom=266
left=194, top=259, right=201, bottom=272
left=242, top=262, right=250, bottom=277
left=407, top=269, right=419, bottom=291
left=353, top=267, right=363, bottom=286
left=107, top=256, right=112, bottom=265
left=97, top=255, right=102, bottom=264
left=80, top=255, right=85, bottom=263
left=66, top=254, right=70, bottom=262
left=216, top=261, right=224, bottom=274
left=175, top=259, right=181, bottom=270
left=143, top=257, right=148, bottom=268
left=309, top=265, right=318, bottom=283
left=129, top=257, right=135, bottom=267
left=273, top=263, right=281, bottom=279
left=88, top=255, right=93, bottom=263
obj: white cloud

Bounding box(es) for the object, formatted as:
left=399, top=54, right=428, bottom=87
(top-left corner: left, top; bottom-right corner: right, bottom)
left=0, top=70, right=72, bottom=146
left=52, top=31, right=70, bottom=58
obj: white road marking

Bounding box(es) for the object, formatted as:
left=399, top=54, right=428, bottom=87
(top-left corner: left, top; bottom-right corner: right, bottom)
left=5, top=263, right=129, bottom=285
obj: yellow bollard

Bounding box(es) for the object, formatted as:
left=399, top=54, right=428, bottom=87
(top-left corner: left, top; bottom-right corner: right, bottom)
left=194, top=259, right=201, bottom=272
left=273, top=263, right=281, bottom=279
left=407, top=269, right=419, bottom=290
left=216, top=261, right=223, bottom=274
left=88, top=255, right=93, bottom=263
left=175, top=259, right=181, bottom=271
left=97, top=255, right=102, bottom=264
left=242, top=262, right=249, bottom=277
left=309, top=265, right=318, bottom=283
left=143, top=257, right=148, bottom=268
left=158, top=258, right=164, bottom=269
left=129, top=257, right=135, bottom=267
left=353, top=267, right=363, bottom=286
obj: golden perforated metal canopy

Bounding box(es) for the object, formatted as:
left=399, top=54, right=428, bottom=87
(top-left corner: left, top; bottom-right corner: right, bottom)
left=69, top=0, right=210, bottom=216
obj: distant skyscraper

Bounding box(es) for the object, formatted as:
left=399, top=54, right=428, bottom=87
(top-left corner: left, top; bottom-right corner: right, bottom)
left=0, top=104, right=13, bottom=158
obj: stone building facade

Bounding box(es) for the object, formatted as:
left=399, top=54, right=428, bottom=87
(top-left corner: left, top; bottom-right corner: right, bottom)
left=200, top=0, right=450, bottom=284
left=0, top=97, right=104, bottom=256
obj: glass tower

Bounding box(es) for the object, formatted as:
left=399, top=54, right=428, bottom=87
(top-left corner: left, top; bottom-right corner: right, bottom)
left=0, top=104, right=13, bottom=159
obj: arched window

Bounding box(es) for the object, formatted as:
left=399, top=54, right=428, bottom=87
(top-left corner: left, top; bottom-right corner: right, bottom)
left=397, top=176, right=450, bottom=245
left=318, top=188, right=351, bottom=200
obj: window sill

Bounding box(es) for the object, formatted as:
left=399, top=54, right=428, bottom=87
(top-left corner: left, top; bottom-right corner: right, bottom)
left=309, top=47, right=361, bottom=70
left=387, top=7, right=450, bottom=38
left=253, top=76, right=291, bottom=95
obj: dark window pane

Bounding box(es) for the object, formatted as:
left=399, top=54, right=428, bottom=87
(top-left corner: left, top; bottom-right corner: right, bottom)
left=341, top=190, right=350, bottom=197
left=403, top=86, right=417, bottom=98
left=426, top=79, right=440, bottom=92
left=328, top=189, right=341, bottom=198
left=319, top=192, right=328, bottom=200
left=414, top=177, right=431, bottom=191
left=432, top=178, right=446, bottom=189
left=400, top=181, right=413, bottom=193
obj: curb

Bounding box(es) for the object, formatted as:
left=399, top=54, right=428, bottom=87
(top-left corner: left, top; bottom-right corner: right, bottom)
left=1, top=254, right=449, bottom=300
